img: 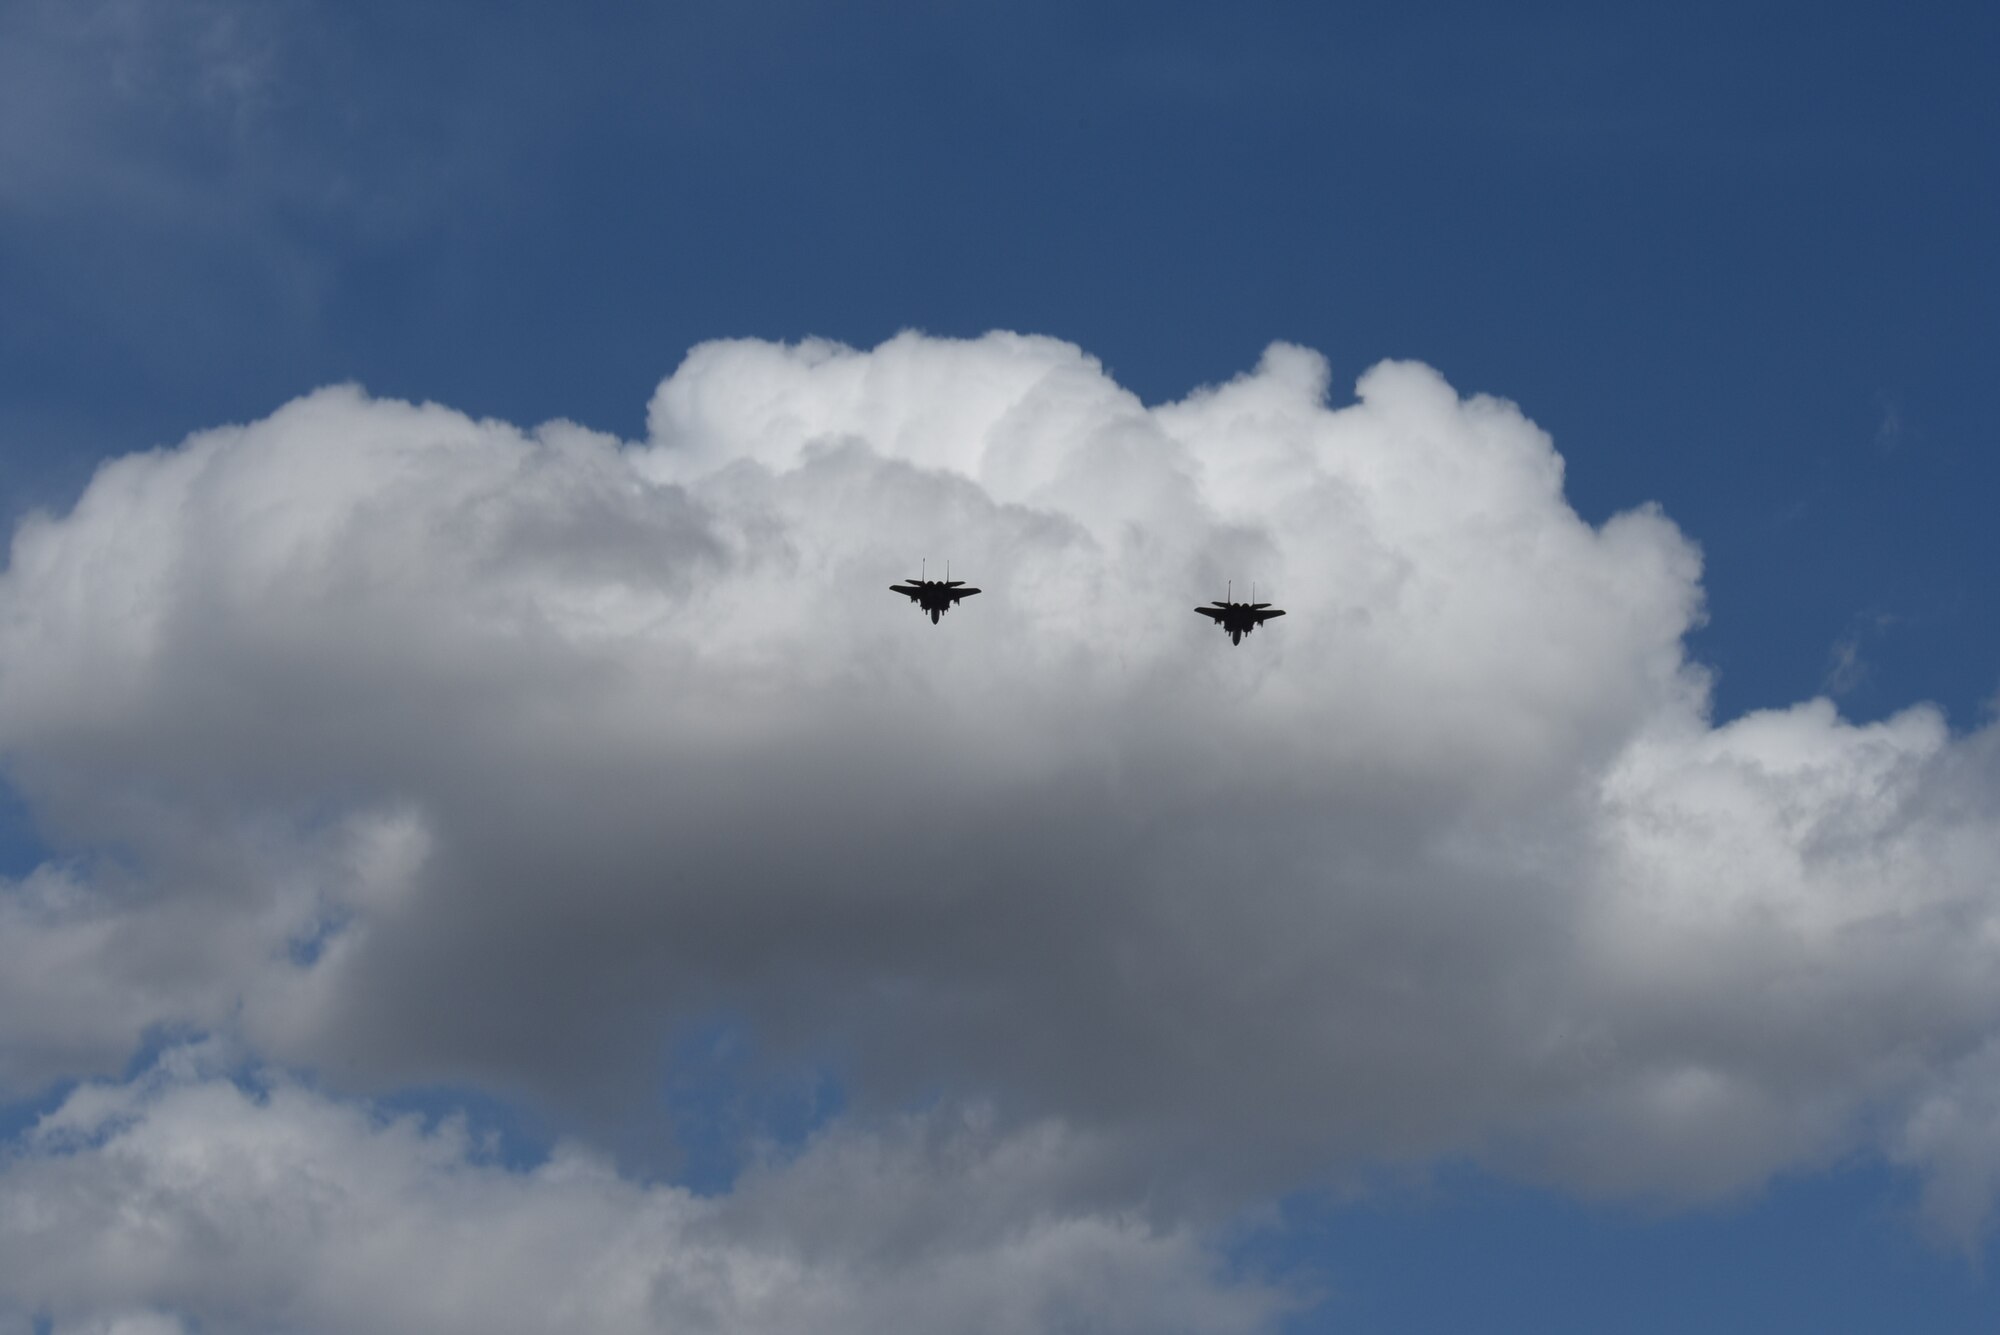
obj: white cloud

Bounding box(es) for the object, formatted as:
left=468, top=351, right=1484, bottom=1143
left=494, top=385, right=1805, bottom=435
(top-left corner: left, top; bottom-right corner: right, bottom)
left=1894, top=1038, right=2000, bottom=1247
left=0, top=1051, right=1281, bottom=1335
left=2, top=331, right=1999, bottom=1319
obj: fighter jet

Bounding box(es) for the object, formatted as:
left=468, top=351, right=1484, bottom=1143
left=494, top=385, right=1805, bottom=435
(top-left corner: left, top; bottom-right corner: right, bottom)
left=1195, top=582, right=1285, bottom=645
left=891, top=561, right=981, bottom=624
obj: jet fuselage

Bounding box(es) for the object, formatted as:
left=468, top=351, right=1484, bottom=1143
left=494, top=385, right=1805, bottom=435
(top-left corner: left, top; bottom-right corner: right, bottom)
left=891, top=576, right=981, bottom=623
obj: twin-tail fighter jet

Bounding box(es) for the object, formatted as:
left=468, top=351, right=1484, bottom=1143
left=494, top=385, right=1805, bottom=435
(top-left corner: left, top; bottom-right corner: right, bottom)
left=892, top=564, right=1286, bottom=644
left=890, top=560, right=981, bottom=624
left=1195, top=582, right=1286, bottom=646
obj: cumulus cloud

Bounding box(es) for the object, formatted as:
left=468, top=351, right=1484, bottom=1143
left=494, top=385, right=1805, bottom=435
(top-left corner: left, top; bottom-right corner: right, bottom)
left=2, top=331, right=1999, bottom=1326
left=1, top=1045, right=1279, bottom=1335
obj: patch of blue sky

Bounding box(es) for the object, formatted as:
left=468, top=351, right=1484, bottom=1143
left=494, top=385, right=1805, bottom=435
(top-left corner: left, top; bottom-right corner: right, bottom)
left=0, top=1082, right=72, bottom=1148
left=365, top=1080, right=560, bottom=1176
left=284, top=913, right=349, bottom=970
left=0, top=781, right=45, bottom=879
left=1237, top=1161, right=1995, bottom=1334
left=662, top=1014, right=847, bottom=1196
left=0, top=1024, right=251, bottom=1155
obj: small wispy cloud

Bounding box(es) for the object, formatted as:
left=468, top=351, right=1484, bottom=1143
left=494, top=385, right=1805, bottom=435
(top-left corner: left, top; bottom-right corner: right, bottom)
left=1822, top=609, right=1901, bottom=698
left=1872, top=390, right=1909, bottom=455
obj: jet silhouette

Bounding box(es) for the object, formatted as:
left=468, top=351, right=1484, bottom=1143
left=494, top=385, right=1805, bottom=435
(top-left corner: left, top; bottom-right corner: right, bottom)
left=1195, top=582, right=1285, bottom=645
left=891, top=561, right=981, bottom=624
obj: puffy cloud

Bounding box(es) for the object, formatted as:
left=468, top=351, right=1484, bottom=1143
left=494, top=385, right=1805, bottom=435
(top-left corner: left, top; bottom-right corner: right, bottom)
left=1, top=330, right=1998, bottom=1276
left=1894, top=1038, right=2000, bottom=1246
left=0, top=1046, right=1280, bottom=1335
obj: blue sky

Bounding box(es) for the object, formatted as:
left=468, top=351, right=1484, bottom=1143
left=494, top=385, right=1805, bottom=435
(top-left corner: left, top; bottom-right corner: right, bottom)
left=2, top=2, right=1998, bottom=1330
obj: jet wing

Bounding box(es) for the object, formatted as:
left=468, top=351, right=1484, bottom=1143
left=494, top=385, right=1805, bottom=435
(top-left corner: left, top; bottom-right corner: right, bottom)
left=1195, top=607, right=1227, bottom=621
left=890, top=584, right=923, bottom=596
left=947, top=587, right=981, bottom=602
left=1252, top=609, right=1286, bottom=623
